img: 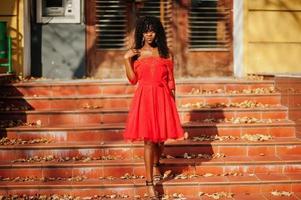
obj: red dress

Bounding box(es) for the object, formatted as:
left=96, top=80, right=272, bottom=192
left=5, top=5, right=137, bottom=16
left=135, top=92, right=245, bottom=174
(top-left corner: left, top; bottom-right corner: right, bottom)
left=123, top=56, right=184, bottom=143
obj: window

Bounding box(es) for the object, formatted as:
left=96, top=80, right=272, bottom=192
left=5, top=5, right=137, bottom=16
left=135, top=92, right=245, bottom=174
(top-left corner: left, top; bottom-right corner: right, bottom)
left=95, top=0, right=127, bottom=50
left=95, top=0, right=172, bottom=50
left=188, top=0, right=232, bottom=50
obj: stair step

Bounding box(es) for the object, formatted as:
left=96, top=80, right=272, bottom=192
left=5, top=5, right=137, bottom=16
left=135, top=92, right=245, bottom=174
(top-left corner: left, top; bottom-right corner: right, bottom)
left=2, top=78, right=300, bottom=198
left=1, top=155, right=301, bottom=168
left=0, top=191, right=299, bottom=200
left=0, top=93, right=282, bottom=111
left=0, top=147, right=300, bottom=161
left=0, top=177, right=300, bottom=199
left=0, top=74, right=17, bottom=84
left=0, top=79, right=275, bottom=97
left=0, top=174, right=300, bottom=187
left=1, top=138, right=301, bottom=159
left=0, top=106, right=288, bottom=125
left=0, top=163, right=300, bottom=176
left=1, top=137, right=301, bottom=148
left=2, top=162, right=301, bottom=179
left=1, top=121, right=296, bottom=141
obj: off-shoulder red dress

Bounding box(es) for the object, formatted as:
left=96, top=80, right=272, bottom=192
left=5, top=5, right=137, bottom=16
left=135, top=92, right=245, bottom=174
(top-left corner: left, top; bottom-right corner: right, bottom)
left=123, top=56, right=184, bottom=143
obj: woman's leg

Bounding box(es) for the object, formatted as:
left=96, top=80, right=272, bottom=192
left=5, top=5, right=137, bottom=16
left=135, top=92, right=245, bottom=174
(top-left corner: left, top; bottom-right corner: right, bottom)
left=153, top=142, right=164, bottom=177
left=144, top=141, right=158, bottom=198
left=154, top=142, right=164, bottom=163
left=144, top=141, right=155, bottom=181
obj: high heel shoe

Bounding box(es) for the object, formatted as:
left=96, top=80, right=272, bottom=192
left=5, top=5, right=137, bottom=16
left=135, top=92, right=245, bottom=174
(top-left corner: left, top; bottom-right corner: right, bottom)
left=146, top=180, right=159, bottom=199
left=153, top=162, right=162, bottom=181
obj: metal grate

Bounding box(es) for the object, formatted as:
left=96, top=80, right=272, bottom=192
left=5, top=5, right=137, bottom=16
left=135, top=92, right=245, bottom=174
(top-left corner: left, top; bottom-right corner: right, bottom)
left=188, top=0, right=231, bottom=50
left=95, top=0, right=127, bottom=50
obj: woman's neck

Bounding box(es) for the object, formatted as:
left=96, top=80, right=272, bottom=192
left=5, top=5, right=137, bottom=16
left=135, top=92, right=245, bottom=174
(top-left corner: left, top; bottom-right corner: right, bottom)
left=143, top=43, right=156, bottom=50
left=141, top=44, right=159, bottom=57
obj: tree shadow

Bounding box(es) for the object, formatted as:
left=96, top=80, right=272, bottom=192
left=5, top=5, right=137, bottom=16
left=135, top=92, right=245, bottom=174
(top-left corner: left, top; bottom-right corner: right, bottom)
left=154, top=94, right=223, bottom=197
left=262, top=0, right=301, bottom=26
left=0, top=83, right=34, bottom=140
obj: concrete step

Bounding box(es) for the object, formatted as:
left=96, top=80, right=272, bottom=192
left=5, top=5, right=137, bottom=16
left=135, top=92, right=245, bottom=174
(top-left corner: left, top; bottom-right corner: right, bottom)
left=1, top=138, right=301, bottom=160
left=0, top=175, right=300, bottom=199
left=1, top=120, right=296, bottom=142
left=0, top=74, right=17, bottom=84
left=0, top=78, right=276, bottom=97
left=0, top=106, right=288, bottom=126
left=0, top=190, right=299, bottom=200
left=2, top=162, right=301, bottom=178
left=0, top=93, right=282, bottom=111
left=1, top=155, right=301, bottom=169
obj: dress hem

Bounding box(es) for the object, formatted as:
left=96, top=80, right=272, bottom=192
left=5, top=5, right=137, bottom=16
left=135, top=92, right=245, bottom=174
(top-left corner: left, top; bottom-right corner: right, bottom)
left=123, top=135, right=184, bottom=143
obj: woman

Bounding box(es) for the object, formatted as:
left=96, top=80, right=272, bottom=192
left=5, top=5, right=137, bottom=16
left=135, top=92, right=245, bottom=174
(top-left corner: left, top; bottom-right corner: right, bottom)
left=123, top=16, right=184, bottom=199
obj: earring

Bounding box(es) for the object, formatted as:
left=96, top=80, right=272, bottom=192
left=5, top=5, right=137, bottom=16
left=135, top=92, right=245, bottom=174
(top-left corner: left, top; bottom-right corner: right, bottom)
left=155, top=38, right=158, bottom=44
left=141, top=37, right=145, bottom=46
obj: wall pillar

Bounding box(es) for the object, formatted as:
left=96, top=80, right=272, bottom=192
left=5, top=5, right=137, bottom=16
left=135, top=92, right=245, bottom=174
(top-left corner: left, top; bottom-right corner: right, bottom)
left=233, top=0, right=244, bottom=77
left=23, top=0, right=31, bottom=76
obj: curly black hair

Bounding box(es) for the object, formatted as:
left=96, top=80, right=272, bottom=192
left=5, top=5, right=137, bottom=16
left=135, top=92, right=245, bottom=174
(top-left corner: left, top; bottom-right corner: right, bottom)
left=133, top=16, right=169, bottom=59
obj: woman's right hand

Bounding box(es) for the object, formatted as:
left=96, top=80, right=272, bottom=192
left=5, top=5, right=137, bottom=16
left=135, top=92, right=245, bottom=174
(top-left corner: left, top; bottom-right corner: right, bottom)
left=124, top=49, right=140, bottom=59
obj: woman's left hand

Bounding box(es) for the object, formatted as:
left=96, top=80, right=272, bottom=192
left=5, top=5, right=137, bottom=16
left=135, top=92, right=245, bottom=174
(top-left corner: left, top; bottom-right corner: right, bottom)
left=171, top=90, right=175, bottom=100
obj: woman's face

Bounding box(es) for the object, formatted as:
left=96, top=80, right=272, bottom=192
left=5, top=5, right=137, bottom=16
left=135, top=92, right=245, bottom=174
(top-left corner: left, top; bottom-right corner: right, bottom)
left=143, top=30, right=156, bottom=45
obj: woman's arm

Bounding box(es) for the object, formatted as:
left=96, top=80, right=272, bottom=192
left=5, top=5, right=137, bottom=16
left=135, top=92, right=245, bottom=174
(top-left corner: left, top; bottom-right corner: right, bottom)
left=124, top=49, right=140, bottom=85
left=167, top=51, right=176, bottom=100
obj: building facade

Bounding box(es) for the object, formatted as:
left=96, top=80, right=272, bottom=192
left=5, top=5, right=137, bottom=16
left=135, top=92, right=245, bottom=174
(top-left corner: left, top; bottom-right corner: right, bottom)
left=0, top=0, right=300, bottom=79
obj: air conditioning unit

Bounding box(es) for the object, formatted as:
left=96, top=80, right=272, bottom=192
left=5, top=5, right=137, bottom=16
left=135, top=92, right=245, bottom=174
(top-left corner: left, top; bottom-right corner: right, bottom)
left=36, top=0, right=81, bottom=23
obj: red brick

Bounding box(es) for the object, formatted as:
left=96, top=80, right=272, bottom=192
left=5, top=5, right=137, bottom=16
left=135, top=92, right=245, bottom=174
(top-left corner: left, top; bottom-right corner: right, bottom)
left=253, top=165, right=283, bottom=174
left=102, top=113, right=127, bottom=123
left=196, top=166, right=223, bottom=175
left=42, top=168, right=72, bottom=178
left=261, top=111, right=287, bottom=119
left=284, top=165, right=301, bottom=174
left=219, top=146, right=247, bottom=156
left=77, top=85, right=102, bottom=95
left=50, top=100, right=78, bottom=109
left=241, top=127, right=269, bottom=135
left=79, top=113, right=102, bottom=124
left=269, top=127, right=295, bottom=137
left=205, top=97, right=229, bottom=105
left=103, top=166, right=133, bottom=177
left=277, top=145, right=301, bottom=156
left=225, top=84, right=249, bottom=91
left=260, top=183, right=292, bottom=193
left=248, top=146, right=276, bottom=156
left=72, top=167, right=103, bottom=178
left=102, top=85, right=130, bottom=95
left=49, top=113, right=79, bottom=125
left=67, top=130, right=103, bottom=142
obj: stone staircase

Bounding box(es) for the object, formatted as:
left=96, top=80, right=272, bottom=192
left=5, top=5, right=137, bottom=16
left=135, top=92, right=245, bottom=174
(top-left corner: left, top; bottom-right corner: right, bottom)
left=0, top=77, right=301, bottom=200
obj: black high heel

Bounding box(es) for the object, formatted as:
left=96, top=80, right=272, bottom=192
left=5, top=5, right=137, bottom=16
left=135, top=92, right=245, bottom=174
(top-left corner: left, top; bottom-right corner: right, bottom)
left=146, top=180, right=154, bottom=186
left=145, top=180, right=159, bottom=199
left=153, top=162, right=160, bottom=168
left=153, top=162, right=162, bottom=181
